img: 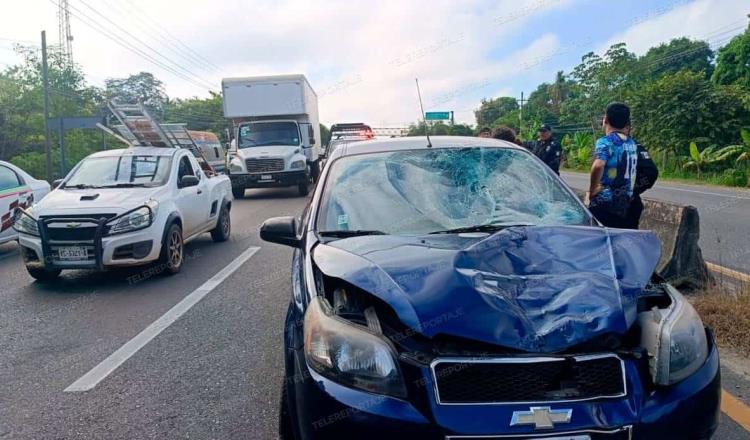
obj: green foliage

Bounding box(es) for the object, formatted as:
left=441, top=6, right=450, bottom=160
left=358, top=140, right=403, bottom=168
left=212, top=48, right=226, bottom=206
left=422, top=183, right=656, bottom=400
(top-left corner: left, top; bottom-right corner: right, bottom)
left=638, top=38, right=714, bottom=79
left=106, top=72, right=167, bottom=119
left=474, top=96, right=518, bottom=127
left=320, top=124, right=331, bottom=146
left=163, top=92, right=225, bottom=140
left=712, top=25, right=750, bottom=88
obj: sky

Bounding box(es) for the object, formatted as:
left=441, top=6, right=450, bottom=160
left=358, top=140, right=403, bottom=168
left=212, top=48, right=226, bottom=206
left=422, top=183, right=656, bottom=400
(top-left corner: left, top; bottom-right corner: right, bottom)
left=1, top=0, right=748, bottom=126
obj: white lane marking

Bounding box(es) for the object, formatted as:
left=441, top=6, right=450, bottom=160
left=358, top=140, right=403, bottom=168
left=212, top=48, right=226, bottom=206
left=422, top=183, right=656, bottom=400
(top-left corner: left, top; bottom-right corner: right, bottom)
left=562, top=173, right=750, bottom=200
left=64, top=246, right=261, bottom=392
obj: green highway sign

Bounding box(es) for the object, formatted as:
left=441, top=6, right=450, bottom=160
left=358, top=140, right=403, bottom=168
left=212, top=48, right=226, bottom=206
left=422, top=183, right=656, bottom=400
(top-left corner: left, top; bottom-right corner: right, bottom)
left=425, top=111, right=451, bottom=121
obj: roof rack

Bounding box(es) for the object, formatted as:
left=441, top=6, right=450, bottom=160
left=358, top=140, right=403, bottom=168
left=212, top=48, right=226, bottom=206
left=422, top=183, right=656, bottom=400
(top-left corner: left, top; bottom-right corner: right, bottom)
left=108, top=101, right=216, bottom=174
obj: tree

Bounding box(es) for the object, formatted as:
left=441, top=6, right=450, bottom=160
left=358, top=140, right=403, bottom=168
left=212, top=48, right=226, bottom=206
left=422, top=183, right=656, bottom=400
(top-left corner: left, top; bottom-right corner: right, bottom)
left=639, top=38, right=714, bottom=79
left=163, top=92, right=225, bottom=140
left=629, top=70, right=750, bottom=157
left=105, top=72, right=168, bottom=119
left=320, top=124, right=331, bottom=146
left=712, top=25, right=750, bottom=89
left=683, top=142, right=725, bottom=178
left=474, top=97, right=518, bottom=127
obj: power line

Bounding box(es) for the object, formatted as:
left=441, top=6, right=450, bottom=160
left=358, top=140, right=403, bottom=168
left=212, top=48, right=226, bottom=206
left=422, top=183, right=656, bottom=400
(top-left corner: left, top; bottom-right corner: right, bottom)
left=47, top=0, right=215, bottom=92
left=72, top=0, right=216, bottom=90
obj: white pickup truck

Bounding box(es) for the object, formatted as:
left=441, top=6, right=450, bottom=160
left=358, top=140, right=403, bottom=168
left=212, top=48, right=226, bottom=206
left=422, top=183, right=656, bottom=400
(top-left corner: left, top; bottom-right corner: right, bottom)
left=14, top=146, right=232, bottom=281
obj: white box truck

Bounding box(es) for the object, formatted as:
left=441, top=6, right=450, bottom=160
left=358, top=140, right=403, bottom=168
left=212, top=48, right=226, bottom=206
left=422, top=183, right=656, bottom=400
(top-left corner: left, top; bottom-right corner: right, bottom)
left=222, top=74, right=321, bottom=197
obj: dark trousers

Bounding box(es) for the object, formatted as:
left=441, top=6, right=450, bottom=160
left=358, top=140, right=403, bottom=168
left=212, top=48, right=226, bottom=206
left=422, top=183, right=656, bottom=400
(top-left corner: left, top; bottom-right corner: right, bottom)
left=589, top=203, right=630, bottom=229
left=624, top=196, right=644, bottom=229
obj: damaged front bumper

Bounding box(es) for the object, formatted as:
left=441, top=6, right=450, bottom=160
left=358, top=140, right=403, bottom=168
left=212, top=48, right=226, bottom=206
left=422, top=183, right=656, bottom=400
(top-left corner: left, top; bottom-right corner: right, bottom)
left=289, top=329, right=720, bottom=440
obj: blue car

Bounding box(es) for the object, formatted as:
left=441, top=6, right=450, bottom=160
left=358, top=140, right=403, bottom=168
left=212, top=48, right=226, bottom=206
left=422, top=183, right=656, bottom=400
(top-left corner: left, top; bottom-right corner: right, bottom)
left=261, top=136, right=720, bottom=440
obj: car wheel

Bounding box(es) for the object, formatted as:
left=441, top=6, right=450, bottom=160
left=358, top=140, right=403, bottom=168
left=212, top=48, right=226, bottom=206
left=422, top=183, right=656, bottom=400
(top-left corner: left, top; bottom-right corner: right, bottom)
left=297, top=177, right=309, bottom=196
left=310, top=160, right=320, bottom=183
left=232, top=186, right=245, bottom=199
left=211, top=204, right=231, bottom=242
left=279, top=378, right=296, bottom=440
left=26, top=266, right=61, bottom=282
left=159, top=223, right=184, bottom=275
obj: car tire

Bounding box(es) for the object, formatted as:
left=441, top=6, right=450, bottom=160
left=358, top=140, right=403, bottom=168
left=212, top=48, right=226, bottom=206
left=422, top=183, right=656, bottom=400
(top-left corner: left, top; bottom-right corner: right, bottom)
left=210, top=204, right=231, bottom=242
left=279, top=378, right=296, bottom=440
left=298, top=172, right=310, bottom=196
left=232, top=186, right=245, bottom=199
left=159, top=223, right=184, bottom=276
left=26, top=266, right=61, bottom=282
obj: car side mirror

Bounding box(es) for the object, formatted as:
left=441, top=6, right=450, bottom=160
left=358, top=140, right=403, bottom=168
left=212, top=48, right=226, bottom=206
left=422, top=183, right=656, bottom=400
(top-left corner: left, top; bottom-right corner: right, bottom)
left=180, top=175, right=199, bottom=188
left=260, top=216, right=300, bottom=247
left=52, top=179, right=63, bottom=189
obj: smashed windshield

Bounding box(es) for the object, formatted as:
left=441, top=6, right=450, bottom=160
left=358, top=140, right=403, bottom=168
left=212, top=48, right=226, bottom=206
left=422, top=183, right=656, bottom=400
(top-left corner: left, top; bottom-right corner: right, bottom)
left=317, top=147, right=590, bottom=234
left=64, top=155, right=172, bottom=188
left=238, top=122, right=300, bottom=148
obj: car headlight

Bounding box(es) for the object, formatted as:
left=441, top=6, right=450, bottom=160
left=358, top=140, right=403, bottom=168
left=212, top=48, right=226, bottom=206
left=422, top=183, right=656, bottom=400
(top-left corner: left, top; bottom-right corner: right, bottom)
left=229, top=157, right=244, bottom=173
left=290, top=160, right=306, bottom=170
left=13, top=208, right=39, bottom=237
left=304, top=296, right=406, bottom=398
left=107, top=202, right=157, bottom=235
left=639, top=285, right=708, bottom=385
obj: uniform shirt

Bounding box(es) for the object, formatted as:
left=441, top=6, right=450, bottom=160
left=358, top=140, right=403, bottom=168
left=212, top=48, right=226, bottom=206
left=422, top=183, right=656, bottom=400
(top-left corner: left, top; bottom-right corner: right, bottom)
left=591, top=132, right=638, bottom=215
left=524, top=138, right=562, bottom=174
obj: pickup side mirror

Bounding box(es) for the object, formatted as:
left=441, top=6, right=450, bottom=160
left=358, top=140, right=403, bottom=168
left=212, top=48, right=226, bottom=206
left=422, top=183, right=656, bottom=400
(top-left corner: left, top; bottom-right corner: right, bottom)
left=52, top=179, right=64, bottom=189
left=260, top=216, right=300, bottom=247
left=179, top=175, right=199, bottom=188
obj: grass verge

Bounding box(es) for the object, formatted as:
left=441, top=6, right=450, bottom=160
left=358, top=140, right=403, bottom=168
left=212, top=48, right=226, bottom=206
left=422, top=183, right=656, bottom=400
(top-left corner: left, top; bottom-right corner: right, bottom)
left=693, top=283, right=750, bottom=357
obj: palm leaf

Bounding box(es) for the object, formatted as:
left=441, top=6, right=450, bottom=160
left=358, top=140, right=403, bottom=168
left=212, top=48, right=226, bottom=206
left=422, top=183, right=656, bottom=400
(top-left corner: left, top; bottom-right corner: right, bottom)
left=741, top=128, right=750, bottom=147
left=689, top=142, right=700, bottom=162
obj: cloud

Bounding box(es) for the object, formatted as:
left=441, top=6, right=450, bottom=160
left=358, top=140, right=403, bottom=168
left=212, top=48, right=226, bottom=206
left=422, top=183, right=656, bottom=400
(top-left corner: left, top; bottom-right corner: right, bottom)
left=600, top=0, right=748, bottom=55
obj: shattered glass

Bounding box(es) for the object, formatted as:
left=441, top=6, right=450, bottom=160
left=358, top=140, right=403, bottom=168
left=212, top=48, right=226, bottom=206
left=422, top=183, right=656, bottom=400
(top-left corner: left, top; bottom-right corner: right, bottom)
left=318, top=147, right=590, bottom=234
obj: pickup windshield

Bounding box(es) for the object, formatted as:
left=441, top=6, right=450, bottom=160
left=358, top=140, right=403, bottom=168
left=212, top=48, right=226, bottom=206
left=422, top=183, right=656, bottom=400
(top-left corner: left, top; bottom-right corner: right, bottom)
left=238, top=122, right=300, bottom=148
left=64, top=155, right=172, bottom=188
left=317, top=147, right=592, bottom=235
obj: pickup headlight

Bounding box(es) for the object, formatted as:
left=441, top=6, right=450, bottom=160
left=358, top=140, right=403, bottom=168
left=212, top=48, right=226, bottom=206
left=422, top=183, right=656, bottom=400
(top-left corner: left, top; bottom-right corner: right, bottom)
left=290, top=160, right=306, bottom=170
left=107, top=202, right=157, bottom=235
left=639, top=285, right=708, bottom=385
left=13, top=208, right=39, bottom=237
left=304, top=296, right=406, bottom=398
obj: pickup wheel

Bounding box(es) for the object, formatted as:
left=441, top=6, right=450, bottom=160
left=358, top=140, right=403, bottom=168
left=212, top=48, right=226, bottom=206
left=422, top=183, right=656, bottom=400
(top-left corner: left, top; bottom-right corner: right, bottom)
left=159, top=223, right=184, bottom=275
left=211, top=204, right=231, bottom=242
left=26, top=266, right=61, bottom=282
left=232, top=186, right=245, bottom=199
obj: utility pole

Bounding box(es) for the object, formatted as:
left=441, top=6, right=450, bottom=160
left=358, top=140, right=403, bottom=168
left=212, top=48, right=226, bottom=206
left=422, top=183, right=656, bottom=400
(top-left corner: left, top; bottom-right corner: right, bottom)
left=518, top=92, right=528, bottom=137
left=41, top=31, right=53, bottom=181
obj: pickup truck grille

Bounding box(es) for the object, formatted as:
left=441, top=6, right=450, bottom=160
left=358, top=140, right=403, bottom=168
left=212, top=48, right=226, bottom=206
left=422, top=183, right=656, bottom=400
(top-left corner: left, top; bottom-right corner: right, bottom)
left=245, top=158, right=284, bottom=173
left=41, top=214, right=116, bottom=242
left=432, top=354, right=626, bottom=404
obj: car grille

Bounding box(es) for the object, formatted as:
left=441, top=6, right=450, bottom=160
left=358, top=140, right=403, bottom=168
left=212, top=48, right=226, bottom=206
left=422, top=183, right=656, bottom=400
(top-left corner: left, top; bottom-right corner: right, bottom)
left=245, top=158, right=284, bottom=173
left=432, top=354, right=625, bottom=404
left=41, top=214, right=116, bottom=242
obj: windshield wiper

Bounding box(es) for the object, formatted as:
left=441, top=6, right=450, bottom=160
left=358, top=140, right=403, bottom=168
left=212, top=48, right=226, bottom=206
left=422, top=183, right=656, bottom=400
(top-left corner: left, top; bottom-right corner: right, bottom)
left=318, top=230, right=387, bottom=238
left=429, top=222, right=534, bottom=234
left=101, top=183, right=148, bottom=188
left=63, top=184, right=100, bottom=189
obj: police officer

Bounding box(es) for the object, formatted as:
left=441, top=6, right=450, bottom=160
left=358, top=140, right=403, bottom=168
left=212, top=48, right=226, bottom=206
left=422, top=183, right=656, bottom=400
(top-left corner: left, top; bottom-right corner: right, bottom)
left=524, top=124, right=562, bottom=174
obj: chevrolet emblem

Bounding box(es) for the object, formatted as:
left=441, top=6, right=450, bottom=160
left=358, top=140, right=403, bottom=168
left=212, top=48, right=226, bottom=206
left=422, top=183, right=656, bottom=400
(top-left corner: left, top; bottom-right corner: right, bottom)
left=66, top=222, right=82, bottom=228
left=510, top=406, right=572, bottom=430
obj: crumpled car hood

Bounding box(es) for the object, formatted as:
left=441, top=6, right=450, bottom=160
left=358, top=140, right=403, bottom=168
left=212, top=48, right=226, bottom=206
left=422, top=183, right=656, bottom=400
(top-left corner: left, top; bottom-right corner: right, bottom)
left=312, top=226, right=660, bottom=353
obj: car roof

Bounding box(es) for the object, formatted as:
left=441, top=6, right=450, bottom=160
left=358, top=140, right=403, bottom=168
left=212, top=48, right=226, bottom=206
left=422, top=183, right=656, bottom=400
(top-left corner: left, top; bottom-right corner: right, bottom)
left=328, top=136, right=525, bottom=159
left=86, top=146, right=180, bottom=159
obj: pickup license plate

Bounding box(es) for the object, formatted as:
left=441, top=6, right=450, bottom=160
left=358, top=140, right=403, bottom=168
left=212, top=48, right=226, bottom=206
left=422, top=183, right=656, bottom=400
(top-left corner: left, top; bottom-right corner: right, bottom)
left=58, top=246, right=88, bottom=261
left=260, top=174, right=273, bottom=180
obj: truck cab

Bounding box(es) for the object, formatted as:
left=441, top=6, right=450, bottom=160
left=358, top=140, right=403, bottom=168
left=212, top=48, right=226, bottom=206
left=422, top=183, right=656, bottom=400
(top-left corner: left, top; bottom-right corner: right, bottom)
left=222, top=74, right=321, bottom=197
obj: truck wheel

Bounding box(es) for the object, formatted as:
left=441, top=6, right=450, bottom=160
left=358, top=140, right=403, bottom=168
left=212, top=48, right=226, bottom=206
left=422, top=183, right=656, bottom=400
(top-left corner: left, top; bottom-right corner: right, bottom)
left=297, top=180, right=309, bottom=196
left=211, top=204, right=231, bottom=242
left=310, top=160, right=320, bottom=183
left=159, top=223, right=184, bottom=275
left=26, top=266, right=61, bottom=282
left=232, top=186, right=245, bottom=199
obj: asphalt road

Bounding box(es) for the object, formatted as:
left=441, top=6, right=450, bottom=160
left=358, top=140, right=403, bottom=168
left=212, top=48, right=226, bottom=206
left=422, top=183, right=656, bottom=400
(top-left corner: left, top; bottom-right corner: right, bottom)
left=561, top=171, right=750, bottom=274
left=0, top=187, right=748, bottom=439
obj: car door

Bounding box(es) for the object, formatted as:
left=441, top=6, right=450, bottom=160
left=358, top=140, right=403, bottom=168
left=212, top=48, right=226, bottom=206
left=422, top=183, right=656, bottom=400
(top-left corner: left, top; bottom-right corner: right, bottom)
left=174, top=154, right=208, bottom=237
left=0, top=164, right=28, bottom=243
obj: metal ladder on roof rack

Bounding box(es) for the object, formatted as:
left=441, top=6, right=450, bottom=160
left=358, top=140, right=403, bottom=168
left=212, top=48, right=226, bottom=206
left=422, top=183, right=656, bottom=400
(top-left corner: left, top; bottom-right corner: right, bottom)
left=108, top=101, right=216, bottom=174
